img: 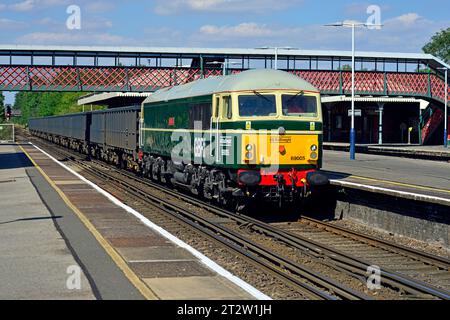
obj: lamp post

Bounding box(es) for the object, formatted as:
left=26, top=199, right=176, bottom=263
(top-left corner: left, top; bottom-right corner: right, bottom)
left=255, top=46, right=298, bottom=70
left=437, top=67, right=448, bottom=148
left=325, top=21, right=382, bottom=160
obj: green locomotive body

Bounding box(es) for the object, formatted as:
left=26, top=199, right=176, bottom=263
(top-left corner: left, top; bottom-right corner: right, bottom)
left=140, top=69, right=328, bottom=206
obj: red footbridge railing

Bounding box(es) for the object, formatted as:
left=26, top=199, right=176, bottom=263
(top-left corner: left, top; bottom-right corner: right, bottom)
left=0, top=66, right=449, bottom=104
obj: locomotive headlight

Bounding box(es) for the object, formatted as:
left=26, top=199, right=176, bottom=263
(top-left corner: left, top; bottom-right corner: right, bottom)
left=310, top=152, right=318, bottom=160
left=246, top=144, right=253, bottom=151
left=245, top=152, right=253, bottom=159
left=310, top=144, right=318, bottom=152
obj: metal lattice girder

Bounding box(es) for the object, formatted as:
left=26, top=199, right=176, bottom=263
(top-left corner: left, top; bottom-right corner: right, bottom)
left=430, top=74, right=449, bottom=103
left=387, top=73, right=429, bottom=96
left=29, top=67, right=78, bottom=91
left=341, top=72, right=385, bottom=94
left=0, top=65, right=448, bottom=104
left=0, top=66, right=28, bottom=90
left=291, top=71, right=341, bottom=94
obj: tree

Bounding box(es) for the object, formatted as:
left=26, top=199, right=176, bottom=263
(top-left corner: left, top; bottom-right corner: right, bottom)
left=0, top=92, right=4, bottom=122
left=423, top=28, right=450, bottom=64
left=13, top=91, right=103, bottom=125
left=340, top=64, right=352, bottom=71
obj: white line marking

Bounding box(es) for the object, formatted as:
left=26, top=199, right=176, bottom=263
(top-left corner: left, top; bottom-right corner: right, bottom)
left=330, top=179, right=450, bottom=205
left=30, top=143, right=271, bottom=300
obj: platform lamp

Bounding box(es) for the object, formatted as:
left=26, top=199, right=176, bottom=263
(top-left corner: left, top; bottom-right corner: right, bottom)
left=325, top=21, right=382, bottom=160
left=255, top=47, right=298, bottom=70
left=437, top=67, right=448, bottom=148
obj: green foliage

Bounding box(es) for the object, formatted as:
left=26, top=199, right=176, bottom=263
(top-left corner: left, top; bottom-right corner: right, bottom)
left=340, top=64, right=352, bottom=71
left=13, top=92, right=105, bottom=125
left=0, top=123, right=14, bottom=141
left=423, top=28, right=450, bottom=64
left=0, top=92, right=4, bottom=123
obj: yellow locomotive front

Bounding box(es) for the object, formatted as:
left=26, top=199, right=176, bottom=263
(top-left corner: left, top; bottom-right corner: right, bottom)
left=212, top=85, right=328, bottom=204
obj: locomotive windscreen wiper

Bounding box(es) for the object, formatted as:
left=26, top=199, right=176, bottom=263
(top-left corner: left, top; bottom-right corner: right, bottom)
left=253, top=91, right=272, bottom=103
left=285, top=90, right=304, bottom=104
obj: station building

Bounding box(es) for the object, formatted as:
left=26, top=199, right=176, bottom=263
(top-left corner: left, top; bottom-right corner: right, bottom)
left=321, top=96, right=435, bottom=145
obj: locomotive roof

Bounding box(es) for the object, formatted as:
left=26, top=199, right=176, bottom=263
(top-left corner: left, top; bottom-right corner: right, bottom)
left=143, top=69, right=318, bottom=104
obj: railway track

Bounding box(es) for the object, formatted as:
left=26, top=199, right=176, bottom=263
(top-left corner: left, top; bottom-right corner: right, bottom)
left=279, top=217, right=450, bottom=288
left=21, top=132, right=450, bottom=300
left=26, top=138, right=366, bottom=300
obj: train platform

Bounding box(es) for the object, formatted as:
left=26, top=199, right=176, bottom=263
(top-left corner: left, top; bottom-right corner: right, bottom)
left=0, top=144, right=95, bottom=299
left=0, top=143, right=262, bottom=300
left=322, top=149, right=450, bottom=206
left=324, top=142, right=450, bottom=162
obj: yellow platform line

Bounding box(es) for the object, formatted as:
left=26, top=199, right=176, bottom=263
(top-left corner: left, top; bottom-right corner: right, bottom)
left=18, top=144, right=159, bottom=300
left=339, top=173, right=450, bottom=195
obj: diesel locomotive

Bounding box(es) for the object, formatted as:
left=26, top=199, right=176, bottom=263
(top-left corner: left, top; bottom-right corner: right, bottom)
left=29, top=69, right=328, bottom=208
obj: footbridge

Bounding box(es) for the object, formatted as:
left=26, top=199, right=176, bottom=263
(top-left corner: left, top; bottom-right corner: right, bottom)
left=1, top=45, right=448, bottom=144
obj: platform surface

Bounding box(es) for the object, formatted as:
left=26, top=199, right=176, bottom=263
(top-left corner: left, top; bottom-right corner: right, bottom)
left=0, top=143, right=254, bottom=300
left=323, top=150, right=450, bottom=204
left=324, top=142, right=450, bottom=160
left=0, top=144, right=94, bottom=299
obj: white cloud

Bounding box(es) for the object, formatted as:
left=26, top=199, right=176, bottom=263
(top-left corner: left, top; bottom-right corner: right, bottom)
left=0, top=18, right=27, bottom=30
left=142, top=27, right=183, bottom=46
left=85, top=1, right=116, bottom=13
left=155, top=0, right=303, bottom=15
left=190, top=13, right=448, bottom=53
left=386, top=13, right=422, bottom=27
left=31, top=16, right=113, bottom=32
left=6, top=0, right=71, bottom=12
left=15, top=31, right=125, bottom=45
left=4, top=8, right=447, bottom=55
left=344, top=2, right=390, bottom=16
left=199, top=23, right=276, bottom=38
left=10, top=0, right=35, bottom=12
left=83, top=18, right=113, bottom=30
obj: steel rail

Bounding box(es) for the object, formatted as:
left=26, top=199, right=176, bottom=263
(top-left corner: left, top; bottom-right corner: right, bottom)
left=72, top=158, right=367, bottom=300
left=23, top=132, right=449, bottom=300
left=26, top=139, right=346, bottom=300
left=300, top=216, right=450, bottom=269
left=86, top=157, right=450, bottom=299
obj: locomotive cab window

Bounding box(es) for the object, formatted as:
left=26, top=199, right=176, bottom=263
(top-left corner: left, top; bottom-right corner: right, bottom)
left=238, top=94, right=276, bottom=117
left=214, top=97, right=220, bottom=118
left=282, top=94, right=317, bottom=117
left=221, top=96, right=232, bottom=120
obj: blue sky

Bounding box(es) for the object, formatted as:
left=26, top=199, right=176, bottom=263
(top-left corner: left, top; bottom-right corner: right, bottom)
left=0, top=0, right=448, bottom=51
left=1, top=0, right=449, bottom=103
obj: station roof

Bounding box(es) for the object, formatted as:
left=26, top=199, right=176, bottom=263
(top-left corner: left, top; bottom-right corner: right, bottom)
left=143, top=69, right=318, bottom=104
left=78, top=92, right=152, bottom=107
left=321, top=95, right=430, bottom=109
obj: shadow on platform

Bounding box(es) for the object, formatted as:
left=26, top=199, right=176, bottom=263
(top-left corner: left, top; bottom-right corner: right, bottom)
left=0, top=215, right=62, bottom=225
left=0, top=152, right=34, bottom=170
